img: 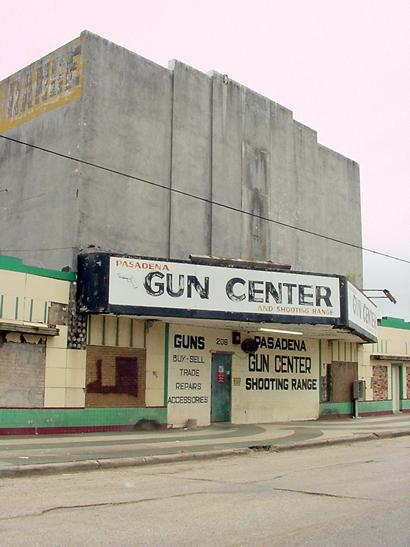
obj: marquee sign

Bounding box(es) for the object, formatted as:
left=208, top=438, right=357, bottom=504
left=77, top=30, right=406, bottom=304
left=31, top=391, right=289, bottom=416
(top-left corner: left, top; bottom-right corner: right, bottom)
left=109, top=256, right=341, bottom=320
left=346, top=282, right=378, bottom=339
left=77, top=252, right=377, bottom=341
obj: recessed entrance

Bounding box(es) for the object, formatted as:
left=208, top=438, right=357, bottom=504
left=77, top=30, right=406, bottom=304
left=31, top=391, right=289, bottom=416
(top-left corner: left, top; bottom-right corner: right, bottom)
left=211, top=353, right=232, bottom=423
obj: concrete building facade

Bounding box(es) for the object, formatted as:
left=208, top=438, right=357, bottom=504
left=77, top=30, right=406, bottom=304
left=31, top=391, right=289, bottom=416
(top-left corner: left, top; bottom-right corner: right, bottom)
left=1, top=31, right=362, bottom=286
left=0, top=32, right=381, bottom=432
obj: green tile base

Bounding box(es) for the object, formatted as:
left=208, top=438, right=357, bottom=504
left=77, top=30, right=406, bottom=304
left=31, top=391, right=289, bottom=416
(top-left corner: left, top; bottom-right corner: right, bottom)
left=0, top=407, right=167, bottom=434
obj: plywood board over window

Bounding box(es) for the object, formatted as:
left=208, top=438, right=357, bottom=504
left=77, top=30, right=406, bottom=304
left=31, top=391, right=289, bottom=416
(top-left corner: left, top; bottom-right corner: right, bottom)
left=328, top=362, right=358, bottom=403
left=85, top=346, right=146, bottom=407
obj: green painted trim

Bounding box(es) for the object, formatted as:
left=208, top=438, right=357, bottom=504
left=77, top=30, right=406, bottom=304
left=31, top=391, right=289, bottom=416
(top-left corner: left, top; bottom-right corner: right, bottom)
left=115, top=316, right=119, bottom=346
left=163, top=323, right=169, bottom=406
left=0, top=295, right=3, bottom=319
left=102, top=316, right=106, bottom=345
left=0, top=255, right=76, bottom=281
left=320, top=400, right=394, bottom=417
left=320, top=402, right=352, bottom=416
left=14, top=297, right=19, bottom=320
left=29, top=299, right=33, bottom=322
left=43, top=301, right=48, bottom=323
left=379, top=317, right=410, bottom=331
left=401, top=400, right=410, bottom=410
left=129, top=318, right=133, bottom=347
left=0, top=407, right=167, bottom=429
left=358, top=400, right=392, bottom=412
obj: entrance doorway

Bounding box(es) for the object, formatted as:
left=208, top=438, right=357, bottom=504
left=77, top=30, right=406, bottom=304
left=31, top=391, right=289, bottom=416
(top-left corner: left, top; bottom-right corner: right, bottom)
left=211, top=353, right=232, bottom=423
left=391, top=365, right=402, bottom=413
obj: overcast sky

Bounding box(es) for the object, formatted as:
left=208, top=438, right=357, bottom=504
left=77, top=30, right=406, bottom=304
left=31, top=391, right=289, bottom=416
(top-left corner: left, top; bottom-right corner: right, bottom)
left=1, top=0, right=409, bottom=320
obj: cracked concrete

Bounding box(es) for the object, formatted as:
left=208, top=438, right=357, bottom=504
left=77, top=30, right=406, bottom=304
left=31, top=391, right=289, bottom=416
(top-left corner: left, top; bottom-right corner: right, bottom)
left=270, top=487, right=375, bottom=501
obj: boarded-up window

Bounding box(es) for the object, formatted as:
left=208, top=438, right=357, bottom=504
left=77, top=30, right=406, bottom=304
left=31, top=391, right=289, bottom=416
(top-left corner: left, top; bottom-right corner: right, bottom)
left=85, top=346, right=145, bottom=408
left=328, top=362, right=358, bottom=403
left=0, top=342, right=45, bottom=407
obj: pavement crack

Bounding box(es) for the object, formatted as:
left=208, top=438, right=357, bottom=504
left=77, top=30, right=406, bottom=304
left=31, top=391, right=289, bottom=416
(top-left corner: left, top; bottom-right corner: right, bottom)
left=0, top=491, right=208, bottom=521
left=245, top=474, right=287, bottom=484
left=154, top=471, right=235, bottom=484
left=154, top=472, right=288, bottom=486
left=271, top=487, right=373, bottom=501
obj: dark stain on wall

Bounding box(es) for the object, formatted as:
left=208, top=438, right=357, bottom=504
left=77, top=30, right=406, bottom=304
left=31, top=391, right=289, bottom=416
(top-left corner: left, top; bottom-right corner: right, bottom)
left=242, top=143, right=270, bottom=261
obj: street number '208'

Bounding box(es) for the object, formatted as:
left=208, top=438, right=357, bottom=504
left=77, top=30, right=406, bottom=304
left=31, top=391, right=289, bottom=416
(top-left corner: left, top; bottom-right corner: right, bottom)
left=216, top=338, right=228, bottom=345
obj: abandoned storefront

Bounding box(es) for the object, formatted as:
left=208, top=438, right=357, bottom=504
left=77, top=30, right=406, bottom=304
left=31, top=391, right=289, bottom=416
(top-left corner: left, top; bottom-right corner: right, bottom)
left=78, top=252, right=378, bottom=427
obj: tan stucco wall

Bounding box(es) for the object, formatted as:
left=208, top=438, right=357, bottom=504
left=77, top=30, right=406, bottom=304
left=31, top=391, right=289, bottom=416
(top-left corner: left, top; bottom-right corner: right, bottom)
left=0, top=268, right=81, bottom=408
left=359, top=325, right=410, bottom=401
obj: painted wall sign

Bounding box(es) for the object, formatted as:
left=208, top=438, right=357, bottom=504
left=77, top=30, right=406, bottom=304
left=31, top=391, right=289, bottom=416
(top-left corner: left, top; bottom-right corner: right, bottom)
left=0, top=37, right=82, bottom=132
left=245, top=336, right=317, bottom=392
left=108, top=256, right=341, bottom=322
left=347, top=282, right=378, bottom=339
left=167, top=326, right=211, bottom=426
left=166, top=325, right=321, bottom=427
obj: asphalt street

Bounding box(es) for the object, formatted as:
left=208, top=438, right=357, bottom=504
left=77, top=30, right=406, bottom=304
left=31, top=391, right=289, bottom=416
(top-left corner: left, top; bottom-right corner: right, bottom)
left=0, top=436, right=409, bottom=546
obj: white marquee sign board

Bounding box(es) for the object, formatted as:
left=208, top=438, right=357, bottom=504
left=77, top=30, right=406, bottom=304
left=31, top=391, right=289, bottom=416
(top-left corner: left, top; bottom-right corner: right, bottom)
left=347, top=281, right=378, bottom=338
left=109, top=257, right=341, bottom=320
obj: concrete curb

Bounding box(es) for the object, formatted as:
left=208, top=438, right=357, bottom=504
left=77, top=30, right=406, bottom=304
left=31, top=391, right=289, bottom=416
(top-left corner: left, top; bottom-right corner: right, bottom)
left=0, top=448, right=251, bottom=479
left=254, top=429, right=410, bottom=453
left=1, top=429, right=409, bottom=479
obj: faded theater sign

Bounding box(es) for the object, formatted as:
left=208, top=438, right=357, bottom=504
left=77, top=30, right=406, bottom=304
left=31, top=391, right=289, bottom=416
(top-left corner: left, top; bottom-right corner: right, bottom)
left=108, top=256, right=341, bottom=322
left=0, top=37, right=82, bottom=132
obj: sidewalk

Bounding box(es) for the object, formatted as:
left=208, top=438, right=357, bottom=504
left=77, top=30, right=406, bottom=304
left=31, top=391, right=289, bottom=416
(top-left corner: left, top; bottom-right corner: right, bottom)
left=1, top=414, right=410, bottom=478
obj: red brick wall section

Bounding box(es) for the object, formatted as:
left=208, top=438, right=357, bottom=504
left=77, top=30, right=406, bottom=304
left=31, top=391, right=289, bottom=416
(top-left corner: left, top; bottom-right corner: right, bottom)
left=407, top=366, right=410, bottom=399
left=372, top=365, right=388, bottom=400
left=85, top=346, right=146, bottom=408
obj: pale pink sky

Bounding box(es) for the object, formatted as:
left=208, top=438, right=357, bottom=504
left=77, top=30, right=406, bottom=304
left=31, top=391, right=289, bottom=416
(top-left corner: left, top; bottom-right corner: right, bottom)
left=1, top=0, right=409, bottom=319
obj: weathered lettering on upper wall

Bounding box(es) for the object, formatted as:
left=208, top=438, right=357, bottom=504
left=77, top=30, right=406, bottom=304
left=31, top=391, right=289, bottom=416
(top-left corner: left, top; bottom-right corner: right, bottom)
left=0, top=37, right=82, bottom=132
